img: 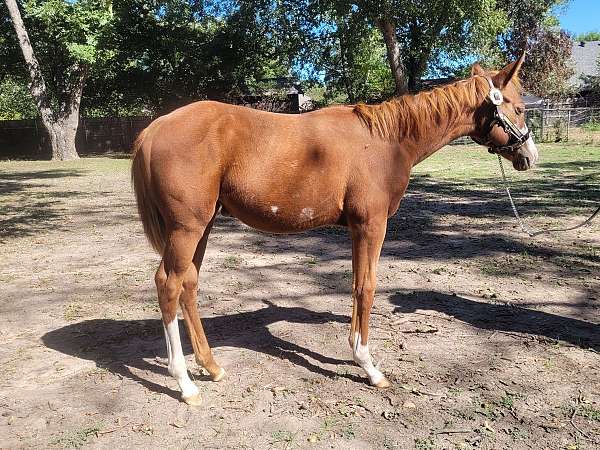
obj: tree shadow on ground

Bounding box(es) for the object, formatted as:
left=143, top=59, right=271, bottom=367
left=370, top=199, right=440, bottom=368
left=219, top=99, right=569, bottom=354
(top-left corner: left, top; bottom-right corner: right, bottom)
left=389, top=290, right=600, bottom=352
left=0, top=168, right=89, bottom=240
left=407, top=157, right=600, bottom=221
left=41, top=302, right=358, bottom=399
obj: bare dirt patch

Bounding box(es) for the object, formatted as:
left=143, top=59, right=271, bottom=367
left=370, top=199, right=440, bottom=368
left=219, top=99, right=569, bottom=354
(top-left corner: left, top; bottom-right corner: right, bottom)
left=1, top=149, right=599, bottom=449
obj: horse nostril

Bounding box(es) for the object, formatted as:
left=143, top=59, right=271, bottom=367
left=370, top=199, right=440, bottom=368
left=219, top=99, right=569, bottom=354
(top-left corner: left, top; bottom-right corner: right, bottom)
left=524, top=157, right=530, bottom=168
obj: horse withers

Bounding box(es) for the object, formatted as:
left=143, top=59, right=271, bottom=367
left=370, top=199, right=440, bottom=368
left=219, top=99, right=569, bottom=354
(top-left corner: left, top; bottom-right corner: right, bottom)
left=131, top=54, right=537, bottom=405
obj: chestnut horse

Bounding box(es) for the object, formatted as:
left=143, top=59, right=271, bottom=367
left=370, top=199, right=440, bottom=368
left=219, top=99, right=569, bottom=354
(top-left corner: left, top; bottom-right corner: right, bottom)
left=132, top=56, right=538, bottom=405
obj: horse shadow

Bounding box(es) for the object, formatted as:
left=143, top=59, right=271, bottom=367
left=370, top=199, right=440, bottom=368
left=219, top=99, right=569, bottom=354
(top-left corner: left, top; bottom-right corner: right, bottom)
left=41, top=301, right=358, bottom=400
left=389, top=290, right=600, bottom=352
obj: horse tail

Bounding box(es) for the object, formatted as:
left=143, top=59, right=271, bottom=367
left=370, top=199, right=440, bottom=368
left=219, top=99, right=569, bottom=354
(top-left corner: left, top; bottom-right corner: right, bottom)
left=131, top=127, right=166, bottom=255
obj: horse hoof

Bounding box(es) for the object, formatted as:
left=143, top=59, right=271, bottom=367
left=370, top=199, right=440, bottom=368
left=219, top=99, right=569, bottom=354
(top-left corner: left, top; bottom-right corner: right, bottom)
left=372, top=377, right=391, bottom=389
left=211, top=367, right=226, bottom=382
left=182, top=393, right=202, bottom=406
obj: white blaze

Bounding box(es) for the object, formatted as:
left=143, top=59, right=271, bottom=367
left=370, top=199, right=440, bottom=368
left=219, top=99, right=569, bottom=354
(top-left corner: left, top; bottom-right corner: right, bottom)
left=523, top=136, right=539, bottom=166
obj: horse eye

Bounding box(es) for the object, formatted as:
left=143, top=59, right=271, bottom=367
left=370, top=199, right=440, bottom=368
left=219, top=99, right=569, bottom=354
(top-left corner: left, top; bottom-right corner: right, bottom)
left=515, top=107, right=524, bottom=115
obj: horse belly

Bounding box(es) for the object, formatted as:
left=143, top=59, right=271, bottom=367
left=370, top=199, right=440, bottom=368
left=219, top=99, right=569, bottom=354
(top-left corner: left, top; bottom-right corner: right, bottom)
left=219, top=179, right=345, bottom=233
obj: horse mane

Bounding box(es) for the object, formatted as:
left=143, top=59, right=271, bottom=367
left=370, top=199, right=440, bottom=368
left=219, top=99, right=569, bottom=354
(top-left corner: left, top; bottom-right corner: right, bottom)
left=353, top=75, right=517, bottom=140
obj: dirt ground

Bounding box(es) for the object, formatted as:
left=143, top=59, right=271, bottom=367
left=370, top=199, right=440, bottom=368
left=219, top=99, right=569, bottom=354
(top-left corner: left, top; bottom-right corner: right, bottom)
left=1, top=147, right=599, bottom=450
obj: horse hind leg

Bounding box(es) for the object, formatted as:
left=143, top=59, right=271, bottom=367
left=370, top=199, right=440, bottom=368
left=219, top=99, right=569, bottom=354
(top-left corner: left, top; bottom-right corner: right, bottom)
left=156, top=227, right=206, bottom=405
left=179, top=213, right=225, bottom=382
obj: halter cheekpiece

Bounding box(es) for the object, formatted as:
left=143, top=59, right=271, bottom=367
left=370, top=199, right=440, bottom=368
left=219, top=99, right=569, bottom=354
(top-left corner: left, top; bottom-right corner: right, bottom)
left=478, top=76, right=531, bottom=154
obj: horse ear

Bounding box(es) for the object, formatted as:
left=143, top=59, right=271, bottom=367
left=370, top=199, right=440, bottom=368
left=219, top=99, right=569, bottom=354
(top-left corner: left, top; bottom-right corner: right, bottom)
left=470, top=62, right=485, bottom=76
left=493, top=52, right=526, bottom=89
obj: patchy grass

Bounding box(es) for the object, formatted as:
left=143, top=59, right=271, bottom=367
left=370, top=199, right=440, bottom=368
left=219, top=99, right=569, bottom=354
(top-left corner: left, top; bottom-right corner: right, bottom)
left=50, top=424, right=102, bottom=449
left=223, top=255, right=242, bottom=269
left=414, top=437, right=436, bottom=450
left=270, top=430, right=295, bottom=445
left=578, top=405, right=600, bottom=421
left=63, top=303, right=84, bottom=321
left=499, top=393, right=515, bottom=409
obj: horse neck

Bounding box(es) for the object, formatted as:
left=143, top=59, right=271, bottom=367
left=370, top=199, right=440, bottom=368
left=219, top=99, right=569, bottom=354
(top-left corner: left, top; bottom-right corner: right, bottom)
left=398, top=80, right=485, bottom=165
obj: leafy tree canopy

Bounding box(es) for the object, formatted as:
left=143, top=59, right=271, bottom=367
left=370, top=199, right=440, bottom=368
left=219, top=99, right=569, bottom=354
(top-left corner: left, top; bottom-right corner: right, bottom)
left=575, top=31, right=600, bottom=42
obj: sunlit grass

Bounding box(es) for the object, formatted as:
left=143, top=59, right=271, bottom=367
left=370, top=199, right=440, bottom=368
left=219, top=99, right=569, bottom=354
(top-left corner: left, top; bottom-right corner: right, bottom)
left=414, top=143, right=600, bottom=183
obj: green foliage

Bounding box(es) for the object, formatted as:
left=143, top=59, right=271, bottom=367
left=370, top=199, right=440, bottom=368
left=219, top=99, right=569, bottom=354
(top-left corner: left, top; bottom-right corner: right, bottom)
left=316, top=0, right=508, bottom=91
left=522, top=28, right=574, bottom=99
left=400, top=0, right=507, bottom=83
left=318, top=18, right=394, bottom=103
left=576, top=31, right=600, bottom=42
left=495, top=0, right=574, bottom=98
left=82, top=0, right=312, bottom=115
left=0, top=77, right=38, bottom=119
left=1, top=0, right=113, bottom=116
left=578, top=404, right=600, bottom=421
left=1, top=0, right=579, bottom=116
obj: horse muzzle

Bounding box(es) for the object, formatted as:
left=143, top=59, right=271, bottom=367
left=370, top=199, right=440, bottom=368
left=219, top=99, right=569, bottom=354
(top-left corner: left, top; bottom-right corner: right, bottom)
left=513, top=136, right=539, bottom=171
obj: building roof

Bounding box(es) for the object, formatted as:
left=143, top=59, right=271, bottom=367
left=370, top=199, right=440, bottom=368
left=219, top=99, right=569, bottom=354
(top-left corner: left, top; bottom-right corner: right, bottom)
left=522, top=93, right=545, bottom=108
left=569, top=40, right=600, bottom=87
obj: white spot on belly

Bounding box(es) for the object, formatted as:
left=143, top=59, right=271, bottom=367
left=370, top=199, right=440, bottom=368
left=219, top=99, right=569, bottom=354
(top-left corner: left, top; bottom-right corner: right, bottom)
left=301, top=207, right=315, bottom=220
left=271, top=206, right=279, bottom=214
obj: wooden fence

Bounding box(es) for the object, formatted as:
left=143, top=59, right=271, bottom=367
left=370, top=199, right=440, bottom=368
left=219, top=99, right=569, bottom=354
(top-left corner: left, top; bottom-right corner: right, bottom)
left=0, top=94, right=308, bottom=159
left=2, top=106, right=600, bottom=158
left=0, top=117, right=152, bottom=159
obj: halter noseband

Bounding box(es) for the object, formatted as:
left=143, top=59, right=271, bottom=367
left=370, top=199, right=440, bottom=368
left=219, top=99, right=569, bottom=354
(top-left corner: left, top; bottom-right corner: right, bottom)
left=475, top=76, right=530, bottom=154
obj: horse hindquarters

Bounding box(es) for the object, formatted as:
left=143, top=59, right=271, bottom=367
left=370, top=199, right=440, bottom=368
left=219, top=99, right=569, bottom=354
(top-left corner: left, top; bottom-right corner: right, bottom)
left=132, top=133, right=224, bottom=405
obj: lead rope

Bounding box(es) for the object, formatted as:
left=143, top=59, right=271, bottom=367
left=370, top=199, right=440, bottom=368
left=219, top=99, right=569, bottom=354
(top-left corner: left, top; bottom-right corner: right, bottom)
left=497, top=154, right=600, bottom=237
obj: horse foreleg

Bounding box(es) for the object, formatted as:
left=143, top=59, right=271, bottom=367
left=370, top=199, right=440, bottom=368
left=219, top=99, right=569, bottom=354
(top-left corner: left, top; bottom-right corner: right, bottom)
left=349, top=219, right=390, bottom=388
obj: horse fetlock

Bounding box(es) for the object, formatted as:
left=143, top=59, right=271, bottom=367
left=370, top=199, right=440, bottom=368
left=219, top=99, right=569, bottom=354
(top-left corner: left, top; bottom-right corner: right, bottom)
left=352, top=333, right=388, bottom=387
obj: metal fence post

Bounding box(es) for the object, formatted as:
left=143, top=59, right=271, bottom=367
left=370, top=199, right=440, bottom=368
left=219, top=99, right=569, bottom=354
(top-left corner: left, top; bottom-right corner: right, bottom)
left=541, top=109, right=545, bottom=142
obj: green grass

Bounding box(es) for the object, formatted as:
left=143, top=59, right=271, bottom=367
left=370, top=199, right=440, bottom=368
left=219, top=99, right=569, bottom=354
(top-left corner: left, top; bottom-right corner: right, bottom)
left=414, top=437, right=436, bottom=450
left=412, top=143, right=600, bottom=213
left=578, top=405, right=600, bottom=421
left=50, top=424, right=102, bottom=448
left=0, top=156, right=129, bottom=175
left=223, top=255, right=242, bottom=269
left=582, top=121, right=600, bottom=132
left=270, top=430, right=295, bottom=444
left=413, top=143, right=600, bottom=182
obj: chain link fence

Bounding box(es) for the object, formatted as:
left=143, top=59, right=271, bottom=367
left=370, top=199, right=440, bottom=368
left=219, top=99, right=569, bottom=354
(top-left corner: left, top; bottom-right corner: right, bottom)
left=526, top=107, right=600, bottom=144
left=452, top=107, right=600, bottom=145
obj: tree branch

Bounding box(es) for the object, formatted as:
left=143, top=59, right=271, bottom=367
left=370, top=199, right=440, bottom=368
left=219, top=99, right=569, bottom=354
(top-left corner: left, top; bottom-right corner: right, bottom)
left=4, top=0, right=54, bottom=123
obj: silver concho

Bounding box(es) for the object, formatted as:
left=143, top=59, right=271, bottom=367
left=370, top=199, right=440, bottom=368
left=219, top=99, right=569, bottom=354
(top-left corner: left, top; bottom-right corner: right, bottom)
left=489, top=88, right=504, bottom=105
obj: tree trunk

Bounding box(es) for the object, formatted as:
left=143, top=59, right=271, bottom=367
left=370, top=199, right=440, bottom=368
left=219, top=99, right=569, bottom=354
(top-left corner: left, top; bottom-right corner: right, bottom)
left=48, top=114, right=80, bottom=161
left=4, top=0, right=80, bottom=160
left=377, top=18, right=408, bottom=96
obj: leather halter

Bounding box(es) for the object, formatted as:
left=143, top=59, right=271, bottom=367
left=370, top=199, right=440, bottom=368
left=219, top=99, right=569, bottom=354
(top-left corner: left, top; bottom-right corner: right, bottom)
left=473, top=76, right=531, bottom=154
